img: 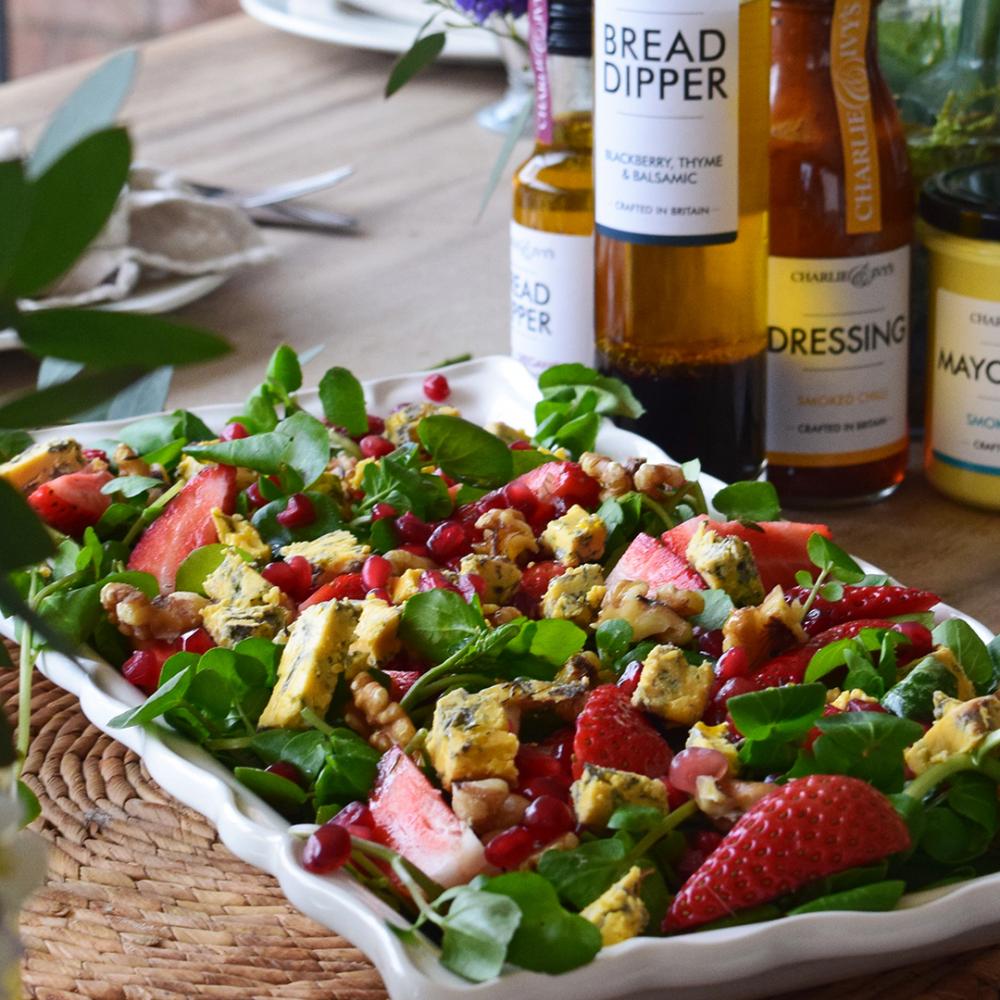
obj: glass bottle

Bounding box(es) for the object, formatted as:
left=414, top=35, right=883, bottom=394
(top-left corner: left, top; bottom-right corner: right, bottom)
left=766, top=0, right=913, bottom=505
left=511, top=0, right=595, bottom=376
left=593, top=0, right=770, bottom=483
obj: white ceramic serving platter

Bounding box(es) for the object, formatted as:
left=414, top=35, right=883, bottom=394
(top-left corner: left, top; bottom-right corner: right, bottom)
left=0, top=274, right=229, bottom=353
left=240, top=0, right=499, bottom=61
left=3, top=355, right=998, bottom=1000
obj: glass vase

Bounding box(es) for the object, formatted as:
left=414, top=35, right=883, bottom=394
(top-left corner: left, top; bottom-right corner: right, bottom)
left=477, top=33, right=534, bottom=134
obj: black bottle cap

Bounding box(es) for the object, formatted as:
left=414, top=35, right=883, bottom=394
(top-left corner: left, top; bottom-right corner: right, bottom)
left=920, top=163, right=1000, bottom=242
left=548, top=0, right=592, bottom=57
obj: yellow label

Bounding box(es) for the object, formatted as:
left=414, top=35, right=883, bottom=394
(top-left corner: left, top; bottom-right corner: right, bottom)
left=831, top=0, right=881, bottom=234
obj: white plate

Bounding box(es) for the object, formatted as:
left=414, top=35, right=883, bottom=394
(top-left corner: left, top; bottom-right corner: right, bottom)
left=342, top=0, right=430, bottom=28
left=4, top=355, right=998, bottom=1000
left=240, top=0, right=500, bottom=61
left=0, top=273, right=229, bottom=353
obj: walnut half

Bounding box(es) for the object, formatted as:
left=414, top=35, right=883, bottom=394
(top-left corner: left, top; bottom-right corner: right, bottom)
left=100, top=583, right=208, bottom=642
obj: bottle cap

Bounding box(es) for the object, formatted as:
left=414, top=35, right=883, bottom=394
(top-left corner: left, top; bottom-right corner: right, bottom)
left=920, top=163, right=1000, bottom=243
left=547, top=0, right=592, bottom=57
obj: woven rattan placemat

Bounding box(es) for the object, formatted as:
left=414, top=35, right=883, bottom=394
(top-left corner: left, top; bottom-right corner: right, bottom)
left=7, top=653, right=998, bottom=1000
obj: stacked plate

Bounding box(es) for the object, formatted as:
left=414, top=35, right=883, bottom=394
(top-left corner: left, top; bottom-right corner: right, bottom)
left=240, top=0, right=501, bottom=61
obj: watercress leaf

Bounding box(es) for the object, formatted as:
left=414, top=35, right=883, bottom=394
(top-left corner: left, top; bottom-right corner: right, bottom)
left=252, top=491, right=344, bottom=547
left=359, top=445, right=452, bottom=521
left=187, top=669, right=235, bottom=720
left=0, top=480, right=55, bottom=571
left=314, top=728, right=380, bottom=804
left=0, top=430, right=33, bottom=463
left=547, top=411, right=601, bottom=458
left=691, top=589, right=735, bottom=631
left=10, top=127, right=131, bottom=295
left=536, top=838, right=628, bottom=909
left=812, top=711, right=923, bottom=793
left=538, top=364, right=644, bottom=418
left=947, top=771, right=998, bottom=838
left=795, top=569, right=814, bottom=587
left=727, top=683, right=827, bottom=742
left=700, top=905, right=783, bottom=931
left=988, top=636, right=1000, bottom=695
left=804, top=637, right=864, bottom=683
left=250, top=729, right=297, bottom=764
left=504, top=617, right=587, bottom=667
left=399, top=589, right=487, bottom=663
left=786, top=880, right=906, bottom=916
left=233, top=766, right=308, bottom=810
left=881, top=654, right=960, bottom=721
left=36, top=583, right=103, bottom=646
left=16, top=308, right=230, bottom=368
left=118, top=410, right=214, bottom=455
left=510, top=448, right=550, bottom=475
left=108, top=664, right=194, bottom=728
left=738, top=737, right=798, bottom=774
left=418, top=415, right=513, bottom=489
left=607, top=805, right=666, bottom=833
left=842, top=650, right=886, bottom=698
left=597, top=493, right=643, bottom=569
left=100, top=475, right=163, bottom=498
left=932, top=618, right=994, bottom=692
left=233, top=637, right=282, bottom=679
left=385, top=31, right=446, bottom=97
left=712, top=481, right=781, bottom=523
left=280, top=731, right=329, bottom=782
left=819, top=582, right=845, bottom=602
left=921, top=804, right=993, bottom=866
left=595, top=619, right=634, bottom=668
left=806, top=534, right=865, bottom=584
left=439, top=887, right=521, bottom=983
left=280, top=410, right=332, bottom=489
left=267, top=344, right=302, bottom=394
left=174, top=544, right=253, bottom=596
left=483, top=871, right=602, bottom=974
left=318, top=366, right=367, bottom=436
left=102, top=570, right=158, bottom=599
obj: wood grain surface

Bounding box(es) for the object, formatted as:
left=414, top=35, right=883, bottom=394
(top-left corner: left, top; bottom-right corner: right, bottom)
left=0, top=14, right=998, bottom=997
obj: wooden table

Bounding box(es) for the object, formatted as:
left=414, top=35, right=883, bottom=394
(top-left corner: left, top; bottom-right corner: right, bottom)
left=2, top=14, right=1000, bottom=999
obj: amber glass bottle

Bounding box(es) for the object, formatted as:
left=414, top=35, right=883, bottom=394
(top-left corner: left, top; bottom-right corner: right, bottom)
left=593, top=0, right=770, bottom=483
left=511, top=0, right=594, bottom=376
left=767, top=0, right=913, bottom=504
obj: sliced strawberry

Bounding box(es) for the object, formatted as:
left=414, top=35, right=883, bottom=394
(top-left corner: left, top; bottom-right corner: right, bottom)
left=785, top=585, right=940, bottom=636
left=664, top=774, right=910, bottom=932
left=663, top=516, right=832, bottom=592
left=606, top=532, right=706, bottom=592
left=128, top=465, right=237, bottom=593
left=27, top=469, right=112, bottom=537
left=368, top=746, right=488, bottom=888
left=752, top=618, right=932, bottom=690
left=572, top=684, right=673, bottom=780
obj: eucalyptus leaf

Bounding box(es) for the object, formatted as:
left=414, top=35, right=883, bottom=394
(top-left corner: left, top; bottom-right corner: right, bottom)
left=385, top=32, right=447, bottom=97
left=0, top=480, right=54, bottom=571
left=10, top=128, right=132, bottom=296
left=0, top=366, right=147, bottom=428
left=17, top=308, right=229, bottom=368
left=0, top=159, right=30, bottom=294
left=30, top=49, right=138, bottom=177
left=0, top=429, right=33, bottom=463
left=17, top=780, right=41, bottom=827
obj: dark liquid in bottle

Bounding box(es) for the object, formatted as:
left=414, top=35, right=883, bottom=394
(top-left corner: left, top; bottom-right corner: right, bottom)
left=597, top=352, right=766, bottom=483
left=767, top=451, right=908, bottom=508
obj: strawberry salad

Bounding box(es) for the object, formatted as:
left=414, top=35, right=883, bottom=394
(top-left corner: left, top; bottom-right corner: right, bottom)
left=5, top=347, right=1000, bottom=983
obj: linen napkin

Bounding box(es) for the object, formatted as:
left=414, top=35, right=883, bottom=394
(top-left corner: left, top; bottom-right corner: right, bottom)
left=1, top=128, right=275, bottom=309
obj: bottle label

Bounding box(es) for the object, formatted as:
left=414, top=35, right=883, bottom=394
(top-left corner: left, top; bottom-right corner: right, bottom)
left=831, top=0, right=881, bottom=235
left=592, top=0, right=739, bottom=246
left=766, top=246, right=909, bottom=466
left=510, top=221, right=595, bottom=376
left=930, top=288, right=1000, bottom=478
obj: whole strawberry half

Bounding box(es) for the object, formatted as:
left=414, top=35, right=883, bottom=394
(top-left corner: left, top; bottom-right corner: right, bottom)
left=572, top=684, right=673, bottom=780
left=28, top=469, right=112, bottom=537
left=786, top=585, right=939, bottom=636
left=664, top=774, right=910, bottom=932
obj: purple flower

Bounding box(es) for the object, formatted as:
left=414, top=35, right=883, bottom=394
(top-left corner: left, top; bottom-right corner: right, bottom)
left=454, top=0, right=527, bottom=23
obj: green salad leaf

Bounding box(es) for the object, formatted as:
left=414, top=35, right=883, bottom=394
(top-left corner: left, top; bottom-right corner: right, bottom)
left=418, top=415, right=513, bottom=489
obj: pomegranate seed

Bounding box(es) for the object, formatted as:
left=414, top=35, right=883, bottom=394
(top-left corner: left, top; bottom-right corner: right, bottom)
left=544, top=729, right=575, bottom=770
left=617, top=661, right=644, bottom=697
left=428, top=521, right=469, bottom=561
left=362, top=555, right=392, bottom=591
left=516, top=745, right=565, bottom=781
left=419, top=570, right=460, bottom=594
left=302, top=822, right=353, bottom=874
left=502, top=481, right=537, bottom=516
left=82, top=448, right=108, bottom=462
left=846, top=698, right=887, bottom=713
left=359, top=434, right=395, bottom=459
left=368, top=587, right=392, bottom=602
left=330, top=800, right=374, bottom=834
left=423, top=373, right=451, bottom=402
left=893, top=621, right=934, bottom=665
left=696, top=628, right=724, bottom=659
left=520, top=562, right=565, bottom=601
left=694, top=829, right=724, bottom=854
left=221, top=421, right=249, bottom=441
left=399, top=542, right=430, bottom=560
left=245, top=482, right=267, bottom=509
left=396, top=512, right=431, bottom=544
left=122, top=649, right=165, bottom=695
left=523, top=795, right=575, bottom=843
left=456, top=573, right=485, bottom=603
left=527, top=499, right=558, bottom=532
left=266, top=760, right=304, bottom=786
left=276, top=493, right=316, bottom=528
left=509, top=440, right=532, bottom=450
left=715, top=647, right=751, bottom=682
left=669, top=748, right=729, bottom=794
left=484, top=825, right=535, bottom=869
left=371, top=502, right=397, bottom=521
left=549, top=463, right=600, bottom=508
left=324, top=573, right=368, bottom=600
left=366, top=414, right=386, bottom=435
left=519, top=775, right=571, bottom=801
left=705, top=675, right=760, bottom=726
left=180, top=628, right=215, bottom=654
left=262, top=558, right=313, bottom=602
